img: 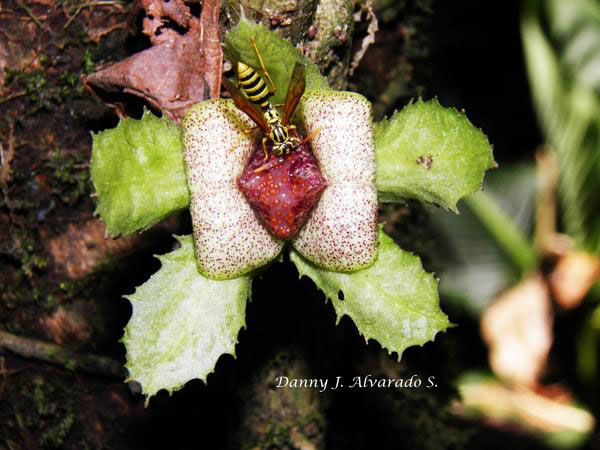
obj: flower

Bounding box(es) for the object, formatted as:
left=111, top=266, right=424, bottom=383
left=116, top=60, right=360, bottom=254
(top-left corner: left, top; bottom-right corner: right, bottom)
left=90, top=23, right=494, bottom=400
left=182, top=90, right=379, bottom=279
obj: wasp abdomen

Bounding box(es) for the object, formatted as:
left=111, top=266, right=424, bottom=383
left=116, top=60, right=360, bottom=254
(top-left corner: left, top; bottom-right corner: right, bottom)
left=237, top=62, right=271, bottom=109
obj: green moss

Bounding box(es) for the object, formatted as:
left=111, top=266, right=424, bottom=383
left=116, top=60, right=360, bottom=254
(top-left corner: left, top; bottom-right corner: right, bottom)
left=48, top=148, right=91, bottom=205
left=226, top=0, right=319, bottom=43
left=1, top=29, right=97, bottom=114
left=13, top=376, right=76, bottom=448
left=40, top=412, right=75, bottom=448
left=59, top=281, right=74, bottom=291
left=33, top=379, right=53, bottom=416
left=2, top=66, right=85, bottom=113
left=4, top=68, right=47, bottom=94
left=32, top=287, right=42, bottom=302
left=306, top=0, right=354, bottom=89
left=9, top=231, right=49, bottom=279
left=64, top=358, right=78, bottom=372
left=83, top=48, right=95, bottom=74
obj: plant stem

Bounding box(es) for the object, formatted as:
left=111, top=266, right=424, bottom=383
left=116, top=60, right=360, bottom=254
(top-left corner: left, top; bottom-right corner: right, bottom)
left=0, top=330, right=125, bottom=378
left=464, top=192, right=538, bottom=276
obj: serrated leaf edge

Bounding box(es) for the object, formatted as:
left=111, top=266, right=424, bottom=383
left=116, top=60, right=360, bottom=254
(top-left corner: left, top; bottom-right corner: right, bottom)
left=120, top=235, right=250, bottom=403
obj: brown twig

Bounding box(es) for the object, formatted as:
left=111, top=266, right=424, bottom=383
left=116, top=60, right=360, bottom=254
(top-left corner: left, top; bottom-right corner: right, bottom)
left=15, top=0, right=46, bottom=30
left=63, top=0, right=126, bottom=30
left=0, top=91, right=27, bottom=105
left=200, top=0, right=223, bottom=98
left=87, top=21, right=128, bottom=44
left=1, top=122, right=16, bottom=218
left=0, top=122, right=15, bottom=187
left=350, top=0, right=379, bottom=75
left=0, top=330, right=125, bottom=379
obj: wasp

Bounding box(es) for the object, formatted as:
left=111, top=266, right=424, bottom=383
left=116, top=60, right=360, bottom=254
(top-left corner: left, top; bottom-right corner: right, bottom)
left=222, top=38, right=319, bottom=162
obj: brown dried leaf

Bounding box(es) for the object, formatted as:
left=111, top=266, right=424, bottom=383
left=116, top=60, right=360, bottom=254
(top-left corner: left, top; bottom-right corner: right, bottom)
left=458, top=378, right=595, bottom=434
left=481, top=274, right=553, bottom=387
left=85, top=0, right=222, bottom=122
left=550, top=251, right=600, bottom=309
left=141, top=0, right=192, bottom=43
left=83, top=31, right=206, bottom=121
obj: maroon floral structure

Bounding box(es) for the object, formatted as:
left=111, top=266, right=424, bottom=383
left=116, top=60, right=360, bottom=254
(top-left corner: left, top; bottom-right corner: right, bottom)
left=237, top=136, right=327, bottom=240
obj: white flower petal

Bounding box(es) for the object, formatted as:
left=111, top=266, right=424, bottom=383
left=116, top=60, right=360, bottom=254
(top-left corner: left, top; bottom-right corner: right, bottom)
left=294, top=185, right=378, bottom=270
left=182, top=100, right=284, bottom=279
left=293, top=91, right=378, bottom=271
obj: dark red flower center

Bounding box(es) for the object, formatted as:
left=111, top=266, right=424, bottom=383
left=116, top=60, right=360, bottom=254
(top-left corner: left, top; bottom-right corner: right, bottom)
left=237, top=132, right=327, bottom=240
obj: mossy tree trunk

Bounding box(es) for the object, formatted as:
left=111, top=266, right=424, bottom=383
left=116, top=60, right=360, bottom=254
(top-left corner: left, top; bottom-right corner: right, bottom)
left=225, top=0, right=355, bottom=89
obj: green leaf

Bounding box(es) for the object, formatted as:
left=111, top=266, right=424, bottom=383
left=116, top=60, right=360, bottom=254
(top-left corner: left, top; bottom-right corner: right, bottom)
left=431, top=164, right=539, bottom=316
left=123, top=235, right=250, bottom=399
left=223, top=19, right=330, bottom=106
left=374, top=98, right=496, bottom=212
left=290, top=227, right=450, bottom=359
left=577, top=304, right=600, bottom=383
left=522, top=0, right=600, bottom=254
left=91, top=110, right=190, bottom=237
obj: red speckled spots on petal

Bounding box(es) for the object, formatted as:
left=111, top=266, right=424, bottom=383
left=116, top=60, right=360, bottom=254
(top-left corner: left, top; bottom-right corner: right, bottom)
left=292, top=91, right=378, bottom=271
left=182, top=100, right=284, bottom=279
left=237, top=138, right=327, bottom=240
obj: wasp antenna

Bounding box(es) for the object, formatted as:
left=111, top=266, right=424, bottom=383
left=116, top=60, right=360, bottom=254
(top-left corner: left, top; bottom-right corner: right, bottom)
left=299, top=127, right=321, bottom=146
left=252, top=36, right=277, bottom=94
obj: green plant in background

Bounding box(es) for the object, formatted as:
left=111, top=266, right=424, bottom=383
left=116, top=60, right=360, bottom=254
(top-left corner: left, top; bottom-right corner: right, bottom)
left=423, top=0, right=600, bottom=446
left=90, top=20, right=494, bottom=400
left=430, top=0, right=600, bottom=351
left=522, top=0, right=600, bottom=385
left=431, top=165, right=538, bottom=316
left=523, top=0, right=600, bottom=254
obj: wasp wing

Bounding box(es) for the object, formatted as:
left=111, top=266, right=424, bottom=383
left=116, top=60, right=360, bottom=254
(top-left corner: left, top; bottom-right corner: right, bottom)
left=282, top=62, right=306, bottom=126
left=222, top=77, right=270, bottom=133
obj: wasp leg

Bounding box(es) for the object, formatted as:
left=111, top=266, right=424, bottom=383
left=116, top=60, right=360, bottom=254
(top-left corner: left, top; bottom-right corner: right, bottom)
left=228, top=127, right=260, bottom=152
left=262, top=137, right=269, bottom=161
left=254, top=162, right=273, bottom=173
left=255, top=139, right=274, bottom=173
left=243, top=126, right=259, bottom=135
left=252, top=36, right=277, bottom=94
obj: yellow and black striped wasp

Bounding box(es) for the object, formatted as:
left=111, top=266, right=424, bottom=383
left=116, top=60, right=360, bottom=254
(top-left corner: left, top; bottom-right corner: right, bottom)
left=222, top=38, right=318, bottom=162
